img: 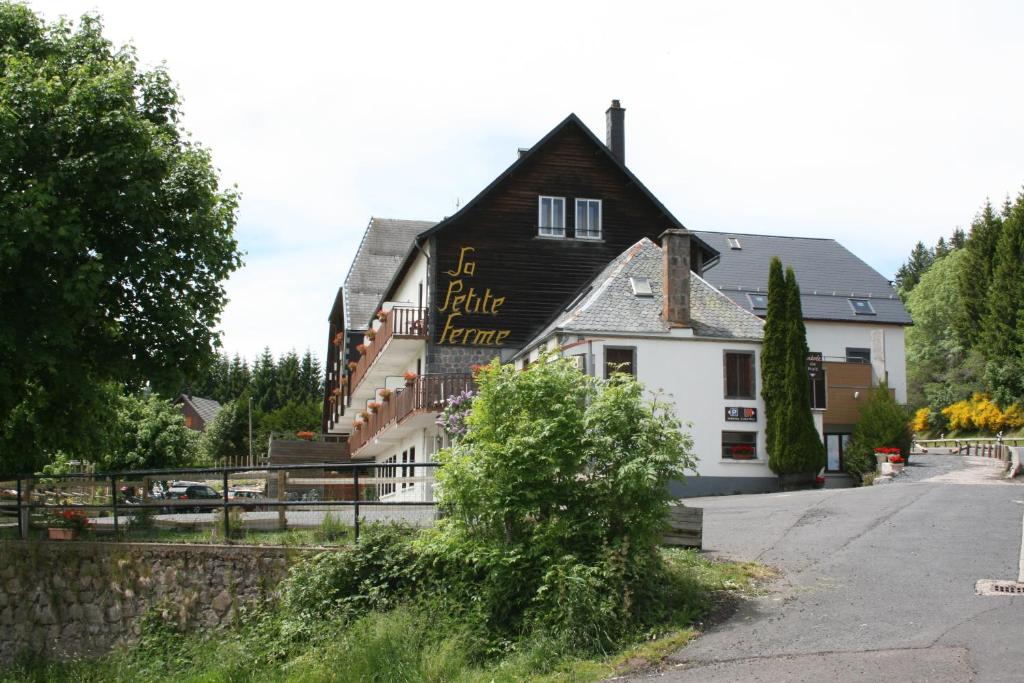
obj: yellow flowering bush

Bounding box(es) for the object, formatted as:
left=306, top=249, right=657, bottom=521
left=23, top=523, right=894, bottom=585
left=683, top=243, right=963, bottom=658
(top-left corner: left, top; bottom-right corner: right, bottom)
left=939, top=393, right=1024, bottom=433
left=911, top=407, right=930, bottom=433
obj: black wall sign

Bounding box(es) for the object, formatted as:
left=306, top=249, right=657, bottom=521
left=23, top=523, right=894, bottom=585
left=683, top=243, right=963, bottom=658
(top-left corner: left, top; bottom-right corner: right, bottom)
left=807, top=352, right=823, bottom=379
left=725, top=407, right=758, bottom=422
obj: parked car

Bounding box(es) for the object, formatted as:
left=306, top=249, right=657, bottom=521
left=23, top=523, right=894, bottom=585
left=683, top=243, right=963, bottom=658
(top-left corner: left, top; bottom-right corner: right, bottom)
left=228, top=488, right=264, bottom=511
left=162, top=484, right=222, bottom=513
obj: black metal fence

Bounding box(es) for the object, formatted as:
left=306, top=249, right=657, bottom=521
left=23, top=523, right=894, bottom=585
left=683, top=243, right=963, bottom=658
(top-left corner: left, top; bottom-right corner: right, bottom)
left=0, top=461, right=440, bottom=544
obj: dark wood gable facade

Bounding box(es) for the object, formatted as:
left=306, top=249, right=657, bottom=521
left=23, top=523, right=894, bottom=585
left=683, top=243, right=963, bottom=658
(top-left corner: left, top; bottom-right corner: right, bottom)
left=422, top=114, right=716, bottom=351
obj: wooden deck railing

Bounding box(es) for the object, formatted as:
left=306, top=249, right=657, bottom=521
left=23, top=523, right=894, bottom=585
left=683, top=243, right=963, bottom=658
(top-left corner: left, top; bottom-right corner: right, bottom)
left=348, top=374, right=474, bottom=455
left=348, top=306, right=427, bottom=397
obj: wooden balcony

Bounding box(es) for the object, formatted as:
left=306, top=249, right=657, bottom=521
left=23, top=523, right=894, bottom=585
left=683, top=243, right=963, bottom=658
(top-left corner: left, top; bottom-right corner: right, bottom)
left=348, top=306, right=427, bottom=401
left=348, top=374, right=474, bottom=457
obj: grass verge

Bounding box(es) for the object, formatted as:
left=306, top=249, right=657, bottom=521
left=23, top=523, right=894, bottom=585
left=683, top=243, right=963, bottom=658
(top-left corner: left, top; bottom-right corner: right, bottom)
left=0, top=548, right=770, bottom=683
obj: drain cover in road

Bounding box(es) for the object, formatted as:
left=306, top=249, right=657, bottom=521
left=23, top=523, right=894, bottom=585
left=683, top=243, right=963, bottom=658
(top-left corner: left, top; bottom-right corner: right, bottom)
left=975, top=579, right=1024, bottom=595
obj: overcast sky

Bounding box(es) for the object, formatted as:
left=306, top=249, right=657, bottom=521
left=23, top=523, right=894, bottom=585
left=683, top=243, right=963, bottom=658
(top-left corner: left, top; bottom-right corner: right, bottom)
left=29, top=0, right=1024, bottom=363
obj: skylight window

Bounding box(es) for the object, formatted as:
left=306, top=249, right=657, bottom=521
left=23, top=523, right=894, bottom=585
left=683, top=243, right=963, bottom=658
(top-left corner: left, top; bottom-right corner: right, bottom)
left=630, top=276, right=653, bottom=297
left=849, top=298, right=875, bottom=315
left=747, top=293, right=768, bottom=310
left=727, top=237, right=742, bottom=250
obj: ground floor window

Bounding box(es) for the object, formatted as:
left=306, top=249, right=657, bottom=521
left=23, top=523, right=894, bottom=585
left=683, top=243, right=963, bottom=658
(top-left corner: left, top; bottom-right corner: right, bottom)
left=382, top=455, right=398, bottom=496
left=825, top=433, right=851, bottom=472
left=722, top=431, right=757, bottom=460
left=401, top=447, right=416, bottom=490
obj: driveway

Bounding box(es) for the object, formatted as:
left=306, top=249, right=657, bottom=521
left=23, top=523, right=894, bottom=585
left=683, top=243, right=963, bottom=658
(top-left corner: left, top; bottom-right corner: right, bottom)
left=636, top=453, right=1024, bottom=682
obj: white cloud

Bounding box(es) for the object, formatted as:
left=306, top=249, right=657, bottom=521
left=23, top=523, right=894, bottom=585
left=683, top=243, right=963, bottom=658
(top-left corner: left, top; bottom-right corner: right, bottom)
left=28, top=0, right=1024, bottom=361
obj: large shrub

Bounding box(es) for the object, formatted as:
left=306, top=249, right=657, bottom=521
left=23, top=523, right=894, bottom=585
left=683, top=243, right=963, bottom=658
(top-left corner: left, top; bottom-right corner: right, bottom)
left=844, top=381, right=913, bottom=477
left=419, top=355, right=696, bottom=651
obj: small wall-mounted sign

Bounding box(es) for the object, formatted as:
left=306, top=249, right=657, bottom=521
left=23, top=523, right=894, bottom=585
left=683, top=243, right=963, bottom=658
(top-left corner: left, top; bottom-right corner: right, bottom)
left=807, top=352, right=823, bottom=379
left=725, top=407, right=757, bottom=422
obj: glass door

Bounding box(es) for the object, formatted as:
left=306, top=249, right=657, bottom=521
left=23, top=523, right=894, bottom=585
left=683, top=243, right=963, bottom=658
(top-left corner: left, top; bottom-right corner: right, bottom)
left=825, top=433, right=852, bottom=472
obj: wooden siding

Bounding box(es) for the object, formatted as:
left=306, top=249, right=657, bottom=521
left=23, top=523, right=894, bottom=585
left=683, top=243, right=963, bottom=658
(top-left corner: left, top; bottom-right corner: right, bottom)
left=431, top=122, right=696, bottom=349
left=822, top=361, right=893, bottom=428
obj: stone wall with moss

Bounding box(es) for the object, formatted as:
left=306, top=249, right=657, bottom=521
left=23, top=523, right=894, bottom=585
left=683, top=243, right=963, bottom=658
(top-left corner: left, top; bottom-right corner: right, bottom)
left=0, top=541, right=311, bottom=663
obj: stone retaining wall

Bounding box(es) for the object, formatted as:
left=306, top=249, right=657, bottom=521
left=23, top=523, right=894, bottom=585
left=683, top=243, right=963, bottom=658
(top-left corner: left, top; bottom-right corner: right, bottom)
left=0, top=541, right=312, bottom=663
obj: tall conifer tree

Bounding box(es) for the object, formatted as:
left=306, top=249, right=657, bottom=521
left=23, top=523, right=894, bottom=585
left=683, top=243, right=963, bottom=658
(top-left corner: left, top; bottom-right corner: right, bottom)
left=982, top=192, right=1024, bottom=360
left=761, top=257, right=787, bottom=462
left=956, top=201, right=1003, bottom=349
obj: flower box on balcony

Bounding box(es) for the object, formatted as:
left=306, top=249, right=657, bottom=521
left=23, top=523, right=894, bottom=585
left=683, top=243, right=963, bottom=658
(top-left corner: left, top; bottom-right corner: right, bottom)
left=404, top=371, right=418, bottom=386
left=367, top=329, right=376, bottom=340
left=348, top=361, right=358, bottom=371
left=375, top=309, right=387, bottom=322
left=367, top=401, right=382, bottom=412
left=356, top=343, right=367, bottom=354
left=379, top=388, right=393, bottom=402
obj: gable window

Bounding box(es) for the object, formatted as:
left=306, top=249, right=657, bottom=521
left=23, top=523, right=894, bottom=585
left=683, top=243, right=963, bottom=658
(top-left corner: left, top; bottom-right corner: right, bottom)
left=724, top=351, right=755, bottom=399
left=747, top=293, right=768, bottom=310
left=849, top=298, right=875, bottom=315
left=538, top=196, right=565, bottom=237
left=846, top=347, right=870, bottom=364
left=604, top=347, right=636, bottom=378
left=575, top=199, right=602, bottom=239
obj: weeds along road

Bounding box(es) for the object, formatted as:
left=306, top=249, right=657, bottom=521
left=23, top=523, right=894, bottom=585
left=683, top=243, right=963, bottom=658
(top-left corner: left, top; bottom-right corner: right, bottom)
left=632, top=454, right=1024, bottom=683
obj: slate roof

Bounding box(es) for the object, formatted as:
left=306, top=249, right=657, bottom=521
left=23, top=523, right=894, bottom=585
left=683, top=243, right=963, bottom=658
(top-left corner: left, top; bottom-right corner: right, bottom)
left=693, top=231, right=912, bottom=325
left=518, top=238, right=764, bottom=353
left=178, top=395, right=222, bottom=426
left=343, top=218, right=435, bottom=330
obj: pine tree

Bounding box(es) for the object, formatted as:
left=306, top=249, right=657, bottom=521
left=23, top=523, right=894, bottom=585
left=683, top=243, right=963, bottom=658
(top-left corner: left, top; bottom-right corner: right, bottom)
left=761, top=257, right=787, bottom=463
left=275, top=350, right=303, bottom=406
left=950, top=227, right=966, bottom=249
left=227, top=354, right=251, bottom=399
left=299, top=350, right=323, bottom=401
left=955, top=201, right=1003, bottom=350
left=250, top=347, right=278, bottom=412
left=982, top=191, right=1024, bottom=360
left=894, top=241, right=934, bottom=299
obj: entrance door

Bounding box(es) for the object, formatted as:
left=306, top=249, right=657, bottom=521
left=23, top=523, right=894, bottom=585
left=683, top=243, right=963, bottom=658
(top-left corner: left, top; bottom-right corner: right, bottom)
left=825, top=433, right=852, bottom=472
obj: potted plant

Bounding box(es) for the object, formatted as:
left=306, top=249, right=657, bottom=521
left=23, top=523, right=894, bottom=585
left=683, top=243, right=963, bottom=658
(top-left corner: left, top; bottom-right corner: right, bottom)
left=730, top=445, right=756, bottom=460
left=348, top=361, right=358, bottom=372
left=375, top=309, right=387, bottom=322
left=48, top=509, right=91, bottom=540
left=356, top=343, right=367, bottom=354
left=367, top=328, right=377, bottom=341
left=359, top=411, right=370, bottom=421
left=296, top=431, right=316, bottom=441
left=404, top=371, right=418, bottom=386
left=379, top=388, right=393, bottom=402
left=367, top=401, right=382, bottom=413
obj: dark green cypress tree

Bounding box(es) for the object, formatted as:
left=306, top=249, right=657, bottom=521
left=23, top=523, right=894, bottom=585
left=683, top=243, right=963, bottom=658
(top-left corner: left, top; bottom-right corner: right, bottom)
left=769, top=268, right=825, bottom=476
left=956, top=201, right=1003, bottom=349
left=761, top=257, right=787, bottom=466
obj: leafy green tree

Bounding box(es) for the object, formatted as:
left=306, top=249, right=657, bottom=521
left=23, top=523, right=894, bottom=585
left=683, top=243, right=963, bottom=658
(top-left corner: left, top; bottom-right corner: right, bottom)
left=0, top=5, right=241, bottom=471
left=760, top=257, right=787, bottom=459
left=98, top=394, right=203, bottom=471
left=956, top=201, right=1003, bottom=349
left=905, top=250, right=970, bottom=408
left=843, top=381, right=912, bottom=477
left=894, top=241, right=935, bottom=299
left=422, top=356, right=695, bottom=647
left=768, top=268, right=826, bottom=477
left=199, top=398, right=250, bottom=464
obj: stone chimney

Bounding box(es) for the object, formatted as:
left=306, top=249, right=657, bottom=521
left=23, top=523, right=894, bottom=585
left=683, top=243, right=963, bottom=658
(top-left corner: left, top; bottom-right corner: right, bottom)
left=660, top=229, right=691, bottom=327
left=606, top=99, right=625, bottom=164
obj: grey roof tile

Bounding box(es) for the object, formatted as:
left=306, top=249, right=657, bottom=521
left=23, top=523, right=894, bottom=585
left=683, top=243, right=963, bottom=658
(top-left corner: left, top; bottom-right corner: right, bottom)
left=343, top=218, right=435, bottom=329
left=180, top=395, right=222, bottom=425
left=526, top=238, right=764, bottom=346
left=693, top=231, right=912, bottom=325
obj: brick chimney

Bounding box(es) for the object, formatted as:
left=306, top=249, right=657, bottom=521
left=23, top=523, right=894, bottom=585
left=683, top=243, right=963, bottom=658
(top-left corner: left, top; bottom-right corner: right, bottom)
left=606, top=99, right=625, bottom=164
left=661, top=229, right=691, bottom=327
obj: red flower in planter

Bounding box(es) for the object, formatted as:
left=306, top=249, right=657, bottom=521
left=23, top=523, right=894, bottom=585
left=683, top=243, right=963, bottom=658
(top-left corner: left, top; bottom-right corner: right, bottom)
left=367, top=401, right=382, bottom=412
left=403, top=371, right=418, bottom=384
left=730, top=445, right=756, bottom=460
left=888, top=455, right=904, bottom=464
left=296, top=431, right=316, bottom=441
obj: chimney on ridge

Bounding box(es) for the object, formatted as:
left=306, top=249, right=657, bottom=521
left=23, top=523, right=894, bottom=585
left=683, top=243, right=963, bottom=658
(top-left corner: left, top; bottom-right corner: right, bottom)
left=660, top=229, right=692, bottom=327
left=605, top=99, right=625, bottom=164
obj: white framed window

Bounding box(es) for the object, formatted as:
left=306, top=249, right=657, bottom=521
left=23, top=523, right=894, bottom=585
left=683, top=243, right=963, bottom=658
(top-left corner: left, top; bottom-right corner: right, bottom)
left=848, top=298, right=875, bottom=315
left=575, top=198, right=602, bottom=239
left=538, top=196, right=565, bottom=237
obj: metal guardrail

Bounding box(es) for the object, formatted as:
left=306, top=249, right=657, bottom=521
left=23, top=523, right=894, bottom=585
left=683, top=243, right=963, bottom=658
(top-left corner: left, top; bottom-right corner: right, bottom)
left=914, top=437, right=1022, bottom=459
left=0, top=461, right=440, bottom=543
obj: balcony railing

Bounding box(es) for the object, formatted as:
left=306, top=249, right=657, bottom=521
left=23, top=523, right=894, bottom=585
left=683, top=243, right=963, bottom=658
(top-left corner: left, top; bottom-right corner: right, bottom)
left=348, top=306, right=428, bottom=397
left=348, top=374, right=474, bottom=455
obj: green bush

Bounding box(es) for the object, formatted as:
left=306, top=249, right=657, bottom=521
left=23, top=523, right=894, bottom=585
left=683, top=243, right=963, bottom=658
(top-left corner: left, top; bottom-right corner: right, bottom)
left=844, top=380, right=913, bottom=478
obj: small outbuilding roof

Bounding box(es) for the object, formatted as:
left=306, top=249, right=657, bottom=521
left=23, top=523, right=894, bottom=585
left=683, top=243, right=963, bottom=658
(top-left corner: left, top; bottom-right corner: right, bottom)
left=694, top=231, right=912, bottom=325
left=176, top=395, right=222, bottom=425
left=517, top=238, right=764, bottom=355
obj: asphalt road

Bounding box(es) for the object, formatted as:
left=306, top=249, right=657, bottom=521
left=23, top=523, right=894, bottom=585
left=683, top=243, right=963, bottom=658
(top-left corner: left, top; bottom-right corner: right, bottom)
left=634, top=453, right=1024, bottom=683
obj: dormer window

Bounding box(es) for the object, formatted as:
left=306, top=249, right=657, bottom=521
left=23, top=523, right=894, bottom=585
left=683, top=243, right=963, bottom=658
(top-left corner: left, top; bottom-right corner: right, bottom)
left=747, top=293, right=768, bottom=310
left=575, top=199, right=602, bottom=239
left=538, top=196, right=565, bottom=237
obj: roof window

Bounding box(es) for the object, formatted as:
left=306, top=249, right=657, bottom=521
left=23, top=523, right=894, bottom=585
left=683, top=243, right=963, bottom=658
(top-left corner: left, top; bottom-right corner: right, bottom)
left=727, top=237, right=742, bottom=250
left=630, top=276, right=653, bottom=297
left=747, top=293, right=768, bottom=310
left=849, top=298, right=875, bottom=315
